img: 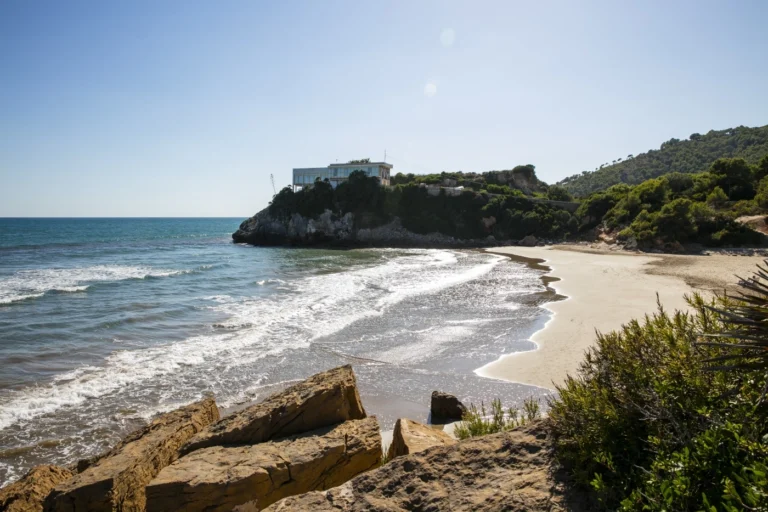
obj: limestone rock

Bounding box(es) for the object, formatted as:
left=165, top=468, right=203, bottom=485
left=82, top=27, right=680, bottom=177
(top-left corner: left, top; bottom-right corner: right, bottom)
left=44, top=397, right=219, bottom=512
left=265, top=420, right=587, bottom=512
left=519, top=235, right=538, bottom=247
left=0, top=466, right=73, bottom=512
left=430, top=390, right=467, bottom=423
left=146, top=418, right=381, bottom=512
left=623, top=236, right=638, bottom=250
left=387, top=418, right=456, bottom=459
left=181, top=365, right=366, bottom=455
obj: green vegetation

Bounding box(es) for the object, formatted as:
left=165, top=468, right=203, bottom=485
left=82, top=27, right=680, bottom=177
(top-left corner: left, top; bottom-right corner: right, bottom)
left=548, top=270, right=768, bottom=510
left=559, top=125, right=768, bottom=197
left=269, top=168, right=580, bottom=241
left=269, top=144, right=768, bottom=248
left=577, top=157, right=767, bottom=248
left=390, top=165, right=548, bottom=196
left=454, top=397, right=542, bottom=440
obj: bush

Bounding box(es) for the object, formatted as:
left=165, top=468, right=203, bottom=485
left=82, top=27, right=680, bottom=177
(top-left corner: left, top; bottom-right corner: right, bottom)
left=454, top=397, right=541, bottom=440
left=706, top=186, right=728, bottom=208
left=548, top=293, right=768, bottom=511
left=547, top=185, right=573, bottom=201
left=755, top=176, right=768, bottom=209
left=486, top=183, right=524, bottom=196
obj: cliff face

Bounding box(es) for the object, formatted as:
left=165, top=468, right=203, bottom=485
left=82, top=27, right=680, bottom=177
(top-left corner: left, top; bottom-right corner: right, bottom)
left=232, top=207, right=503, bottom=248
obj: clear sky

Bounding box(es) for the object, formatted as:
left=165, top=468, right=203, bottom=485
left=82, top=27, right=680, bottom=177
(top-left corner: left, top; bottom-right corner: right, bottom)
left=1, top=0, right=767, bottom=217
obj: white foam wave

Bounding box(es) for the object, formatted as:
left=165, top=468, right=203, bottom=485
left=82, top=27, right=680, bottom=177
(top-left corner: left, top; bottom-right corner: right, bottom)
left=0, top=265, right=184, bottom=304
left=0, top=250, right=503, bottom=431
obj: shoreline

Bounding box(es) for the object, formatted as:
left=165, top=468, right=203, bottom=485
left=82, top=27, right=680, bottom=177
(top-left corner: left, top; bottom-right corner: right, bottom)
left=475, top=246, right=765, bottom=390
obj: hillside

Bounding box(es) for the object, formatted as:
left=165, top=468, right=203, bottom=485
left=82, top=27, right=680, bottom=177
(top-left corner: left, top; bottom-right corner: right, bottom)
left=558, top=125, right=768, bottom=197
left=233, top=167, right=580, bottom=247
left=390, top=165, right=552, bottom=198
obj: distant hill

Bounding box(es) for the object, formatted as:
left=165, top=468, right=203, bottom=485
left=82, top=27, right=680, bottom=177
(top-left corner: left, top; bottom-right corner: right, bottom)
left=558, top=125, right=768, bottom=197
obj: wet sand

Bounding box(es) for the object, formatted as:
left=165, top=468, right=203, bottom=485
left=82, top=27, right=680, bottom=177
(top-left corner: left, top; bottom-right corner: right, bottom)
left=476, top=246, right=765, bottom=390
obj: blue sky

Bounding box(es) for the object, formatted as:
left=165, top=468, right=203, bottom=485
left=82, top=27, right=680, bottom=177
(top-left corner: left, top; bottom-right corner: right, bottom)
left=1, top=1, right=767, bottom=217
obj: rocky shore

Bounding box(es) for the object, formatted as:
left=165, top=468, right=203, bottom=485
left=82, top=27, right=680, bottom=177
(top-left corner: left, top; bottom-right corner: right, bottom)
left=231, top=208, right=517, bottom=248
left=0, top=365, right=583, bottom=512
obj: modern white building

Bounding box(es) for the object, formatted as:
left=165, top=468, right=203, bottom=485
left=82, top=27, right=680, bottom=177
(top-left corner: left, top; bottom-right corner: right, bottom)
left=292, top=161, right=393, bottom=190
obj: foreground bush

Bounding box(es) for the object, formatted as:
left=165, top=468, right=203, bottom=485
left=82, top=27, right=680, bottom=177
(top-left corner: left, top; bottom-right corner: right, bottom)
left=548, top=291, right=768, bottom=511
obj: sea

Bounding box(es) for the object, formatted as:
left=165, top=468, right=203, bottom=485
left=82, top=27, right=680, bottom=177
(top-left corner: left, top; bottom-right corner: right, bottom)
left=0, top=217, right=553, bottom=486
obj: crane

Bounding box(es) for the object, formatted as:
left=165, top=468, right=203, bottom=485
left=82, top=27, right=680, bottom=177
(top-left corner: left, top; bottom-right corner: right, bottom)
left=270, top=174, right=276, bottom=197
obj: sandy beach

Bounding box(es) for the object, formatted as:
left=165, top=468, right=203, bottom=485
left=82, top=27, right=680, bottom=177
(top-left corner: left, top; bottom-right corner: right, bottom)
left=476, top=246, right=766, bottom=390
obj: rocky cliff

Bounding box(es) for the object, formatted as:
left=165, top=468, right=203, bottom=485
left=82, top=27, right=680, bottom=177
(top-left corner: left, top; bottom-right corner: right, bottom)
left=231, top=208, right=505, bottom=248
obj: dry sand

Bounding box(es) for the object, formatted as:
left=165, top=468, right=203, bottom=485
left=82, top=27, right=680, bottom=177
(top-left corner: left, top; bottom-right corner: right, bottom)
left=476, top=246, right=766, bottom=390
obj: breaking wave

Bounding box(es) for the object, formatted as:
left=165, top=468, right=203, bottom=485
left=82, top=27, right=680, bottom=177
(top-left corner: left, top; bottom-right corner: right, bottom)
left=0, top=265, right=186, bottom=304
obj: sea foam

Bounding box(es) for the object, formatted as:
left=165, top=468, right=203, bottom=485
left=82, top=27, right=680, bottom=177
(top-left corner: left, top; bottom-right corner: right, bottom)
left=0, top=250, right=503, bottom=431
left=0, top=265, right=184, bottom=304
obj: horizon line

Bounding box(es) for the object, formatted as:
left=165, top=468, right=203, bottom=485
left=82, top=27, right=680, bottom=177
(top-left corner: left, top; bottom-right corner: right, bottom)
left=0, top=216, right=250, bottom=219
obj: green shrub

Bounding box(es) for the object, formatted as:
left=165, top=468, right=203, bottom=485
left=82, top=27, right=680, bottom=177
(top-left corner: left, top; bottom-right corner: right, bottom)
left=755, top=176, right=768, bottom=209
left=558, top=125, right=768, bottom=196
left=730, top=199, right=761, bottom=217
left=710, top=158, right=756, bottom=201
left=706, top=186, right=728, bottom=208
left=548, top=293, right=768, bottom=511
left=547, top=185, right=574, bottom=201
left=486, top=183, right=524, bottom=196
left=454, top=397, right=541, bottom=440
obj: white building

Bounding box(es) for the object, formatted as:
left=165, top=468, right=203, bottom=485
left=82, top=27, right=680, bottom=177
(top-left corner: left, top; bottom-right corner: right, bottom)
left=293, top=161, right=393, bottom=190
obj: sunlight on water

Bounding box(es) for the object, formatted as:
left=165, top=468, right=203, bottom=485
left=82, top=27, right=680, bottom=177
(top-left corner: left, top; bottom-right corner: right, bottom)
left=0, top=218, right=550, bottom=485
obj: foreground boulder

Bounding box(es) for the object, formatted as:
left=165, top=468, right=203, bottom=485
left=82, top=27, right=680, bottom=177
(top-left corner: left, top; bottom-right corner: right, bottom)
left=387, top=418, right=456, bottom=459
left=0, top=466, right=74, bottom=512
left=430, top=390, right=467, bottom=423
left=266, top=420, right=585, bottom=512
left=181, top=365, right=366, bottom=454
left=45, top=397, right=219, bottom=512
left=146, top=417, right=381, bottom=512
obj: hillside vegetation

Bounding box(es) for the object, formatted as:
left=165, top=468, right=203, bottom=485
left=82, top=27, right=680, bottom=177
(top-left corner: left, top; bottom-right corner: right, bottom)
left=577, top=156, right=768, bottom=248
left=390, top=164, right=560, bottom=198
left=558, top=125, right=768, bottom=197
left=268, top=156, right=767, bottom=249
left=269, top=167, right=579, bottom=242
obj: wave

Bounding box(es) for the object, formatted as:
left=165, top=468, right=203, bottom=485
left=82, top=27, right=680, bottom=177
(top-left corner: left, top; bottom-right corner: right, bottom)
left=0, top=250, right=504, bottom=431
left=0, top=265, right=186, bottom=304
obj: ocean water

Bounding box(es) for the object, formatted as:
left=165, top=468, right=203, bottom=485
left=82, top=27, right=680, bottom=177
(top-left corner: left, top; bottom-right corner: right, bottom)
left=0, top=218, right=551, bottom=486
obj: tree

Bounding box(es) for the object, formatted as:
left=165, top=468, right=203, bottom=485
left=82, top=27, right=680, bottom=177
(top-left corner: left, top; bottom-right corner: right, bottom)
left=511, top=164, right=537, bottom=181
left=558, top=125, right=768, bottom=196
left=547, top=185, right=573, bottom=202
left=706, top=186, right=728, bottom=208
left=755, top=176, right=768, bottom=208
left=710, top=158, right=755, bottom=200
left=755, top=155, right=768, bottom=182
left=336, top=170, right=385, bottom=216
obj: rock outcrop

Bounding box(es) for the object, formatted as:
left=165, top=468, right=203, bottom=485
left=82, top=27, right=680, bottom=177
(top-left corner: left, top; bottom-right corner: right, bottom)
left=430, top=390, right=467, bottom=423
left=0, top=466, right=74, bottom=512
left=44, top=397, right=219, bottom=512
left=519, top=234, right=538, bottom=247
left=265, top=420, right=586, bottom=512
left=181, top=365, right=366, bottom=455
left=387, top=418, right=456, bottom=459
left=146, top=418, right=381, bottom=512
left=232, top=208, right=507, bottom=248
